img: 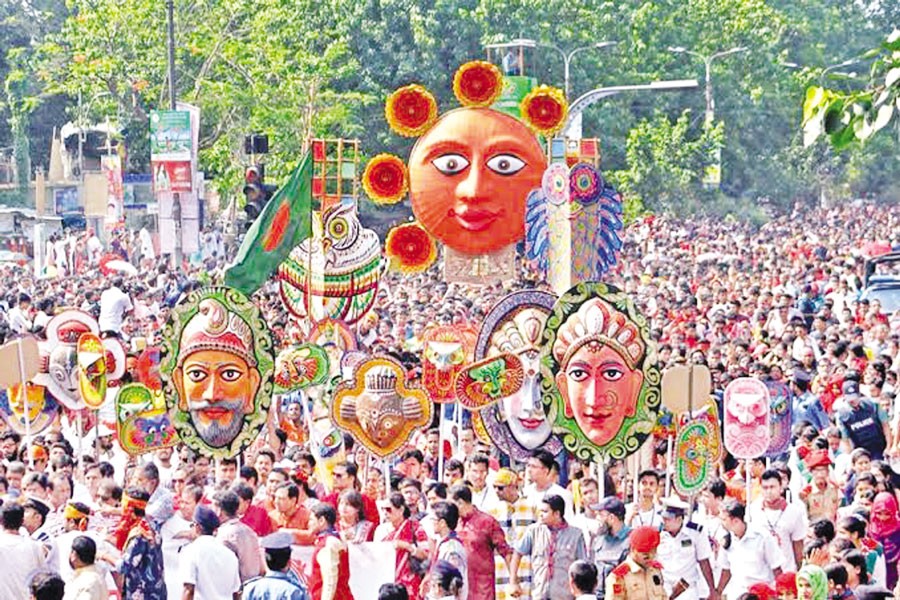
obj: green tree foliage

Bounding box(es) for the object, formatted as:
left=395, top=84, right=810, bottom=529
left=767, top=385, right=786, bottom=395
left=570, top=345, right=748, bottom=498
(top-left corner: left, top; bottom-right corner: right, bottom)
left=802, top=29, right=900, bottom=150
left=0, top=0, right=896, bottom=215
left=613, top=110, right=723, bottom=214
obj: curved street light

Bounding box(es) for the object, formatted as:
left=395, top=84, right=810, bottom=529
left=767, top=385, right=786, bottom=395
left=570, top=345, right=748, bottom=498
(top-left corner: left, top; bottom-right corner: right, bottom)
left=669, top=46, right=749, bottom=126
left=538, top=41, right=619, bottom=99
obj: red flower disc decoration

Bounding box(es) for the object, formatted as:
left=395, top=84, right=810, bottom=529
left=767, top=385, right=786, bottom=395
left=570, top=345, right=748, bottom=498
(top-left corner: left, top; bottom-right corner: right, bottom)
left=385, top=84, right=438, bottom=137
left=362, top=154, right=408, bottom=205
left=453, top=61, right=503, bottom=107
left=520, top=85, right=569, bottom=136
left=385, top=222, right=437, bottom=274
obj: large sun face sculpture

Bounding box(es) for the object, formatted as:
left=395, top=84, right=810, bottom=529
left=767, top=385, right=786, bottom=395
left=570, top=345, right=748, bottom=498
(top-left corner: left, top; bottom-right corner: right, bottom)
left=363, top=61, right=568, bottom=272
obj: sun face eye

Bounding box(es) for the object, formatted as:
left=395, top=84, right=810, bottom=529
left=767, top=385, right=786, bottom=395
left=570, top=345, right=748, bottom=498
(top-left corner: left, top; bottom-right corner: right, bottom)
left=432, top=154, right=470, bottom=175
left=486, top=154, right=526, bottom=176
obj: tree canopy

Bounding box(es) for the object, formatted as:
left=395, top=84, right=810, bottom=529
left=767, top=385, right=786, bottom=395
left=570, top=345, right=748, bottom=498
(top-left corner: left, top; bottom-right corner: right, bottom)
left=1, top=0, right=896, bottom=216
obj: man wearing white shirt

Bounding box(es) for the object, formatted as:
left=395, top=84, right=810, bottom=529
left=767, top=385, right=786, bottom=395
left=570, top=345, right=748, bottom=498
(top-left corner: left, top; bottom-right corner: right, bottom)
left=6, top=292, right=32, bottom=335
left=522, top=449, right=573, bottom=519
left=748, top=469, right=807, bottom=572
left=466, top=453, right=499, bottom=511
left=1, top=504, right=49, bottom=600
left=180, top=506, right=241, bottom=600
left=716, top=499, right=784, bottom=598
left=99, top=277, right=132, bottom=337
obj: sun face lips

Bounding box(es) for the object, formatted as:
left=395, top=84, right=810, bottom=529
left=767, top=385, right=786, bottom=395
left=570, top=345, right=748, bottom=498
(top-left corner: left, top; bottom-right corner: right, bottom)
left=450, top=205, right=502, bottom=232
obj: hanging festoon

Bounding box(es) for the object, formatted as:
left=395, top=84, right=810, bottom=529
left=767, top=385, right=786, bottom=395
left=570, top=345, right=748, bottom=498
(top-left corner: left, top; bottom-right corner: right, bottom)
left=472, top=290, right=563, bottom=461
left=160, top=286, right=274, bottom=459
left=331, top=356, right=432, bottom=458
left=540, top=281, right=661, bottom=461
left=362, top=61, right=568, bottom=283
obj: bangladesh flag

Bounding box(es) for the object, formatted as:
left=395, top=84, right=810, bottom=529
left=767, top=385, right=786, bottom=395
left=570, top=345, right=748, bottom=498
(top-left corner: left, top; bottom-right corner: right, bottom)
left=224, top=152, right=313, bottom=295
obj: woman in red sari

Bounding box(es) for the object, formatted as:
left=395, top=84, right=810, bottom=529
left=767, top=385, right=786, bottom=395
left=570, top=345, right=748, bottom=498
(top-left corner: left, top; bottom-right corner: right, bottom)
left=376, top=492, right=429, bottom=600
left=338, top=490, right=375, bottom=543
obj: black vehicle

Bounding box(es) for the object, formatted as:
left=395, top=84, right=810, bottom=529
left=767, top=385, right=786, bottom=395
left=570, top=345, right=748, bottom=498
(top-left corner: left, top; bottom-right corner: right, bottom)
left=862, top=251, right=900, bottom=314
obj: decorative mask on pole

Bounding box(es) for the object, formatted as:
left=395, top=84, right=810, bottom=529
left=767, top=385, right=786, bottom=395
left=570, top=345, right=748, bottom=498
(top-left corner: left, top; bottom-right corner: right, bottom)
left=765, top=379, right=793, bottom=457
left=421, top=325, right=475, bottom=403
left=723, top=377, right=771, bottom=459
left=116, top=383, right=178, bottom=456
left=161, top=286, right=274, bottom=458
left=0, top=383, right=57, bottom=436
left=674, top=403, right=722, bottom=496
left=525, top=162, right=624, bottom=294
left=332, top=356, right=431, bottom=458
left=35, top=311, right=125, bottom=410
left=475, top=290, right=562, bottom=461
left=362, top=61, right=567, bottom=278
left=77, top=333, right=107, bottom=409
left=273, top=344, right=330, bottom=393
left=278, top=202, right=384, bottom=324
left=541, top=282, right=661, bottom=460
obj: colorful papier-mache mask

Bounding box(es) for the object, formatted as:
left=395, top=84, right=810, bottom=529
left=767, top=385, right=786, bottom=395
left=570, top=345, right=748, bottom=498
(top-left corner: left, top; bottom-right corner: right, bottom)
left=422, top=325, right=475, bottom=403
left=116, top=383, right=178, bottom=455
left=541, top=282, right=661, bottom=461
left=278, top=202, right=384, bottom=324
left=273, top=344, right=330, bottom=393
left=765, top=379, right=793, bottom=458
left=674, top=403, right=723, bottom=496
left=0, top=383, right=57, bottom=435
left=161, top=286, right=274, bottom=458
left=475, top=290, right=562, bottom=461
left=362, top=61, right=568, bottom=274
left=77, top=333, right=107, bottom=409
left=332, top=356, right=431, bottom=458
left=723, top=377, right=771, bottom=459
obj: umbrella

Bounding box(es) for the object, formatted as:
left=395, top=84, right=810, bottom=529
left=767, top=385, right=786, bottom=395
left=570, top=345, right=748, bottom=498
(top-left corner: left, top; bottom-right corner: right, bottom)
left=104, top=260, right=138, bottom=276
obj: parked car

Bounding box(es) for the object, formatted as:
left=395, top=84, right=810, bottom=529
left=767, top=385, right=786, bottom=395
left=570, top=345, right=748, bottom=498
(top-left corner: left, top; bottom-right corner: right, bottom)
left=862, top=252, right=900, bottom=314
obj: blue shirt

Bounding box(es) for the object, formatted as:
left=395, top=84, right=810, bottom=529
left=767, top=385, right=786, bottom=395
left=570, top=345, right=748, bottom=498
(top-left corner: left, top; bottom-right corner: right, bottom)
left=793, top=391, right=830, bottom=432
left=242, top=570, right=310, bottom=600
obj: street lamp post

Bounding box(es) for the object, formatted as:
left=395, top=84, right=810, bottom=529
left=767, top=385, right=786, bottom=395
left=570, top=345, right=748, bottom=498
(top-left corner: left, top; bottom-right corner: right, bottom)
left=539, top=41, right=618, bottom=99
left=668, top=46, right=748, bottom=127
left=783, top=58, right=860, bottom=84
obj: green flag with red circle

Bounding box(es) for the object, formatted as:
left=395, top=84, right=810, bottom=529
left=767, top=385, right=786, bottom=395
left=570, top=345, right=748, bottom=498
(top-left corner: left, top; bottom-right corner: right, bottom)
left=225, top=152, right=313, bottom=294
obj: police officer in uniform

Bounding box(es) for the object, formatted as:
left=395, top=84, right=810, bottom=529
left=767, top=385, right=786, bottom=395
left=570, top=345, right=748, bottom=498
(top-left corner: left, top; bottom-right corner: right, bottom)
left=657, top=497, right=718, bottom=600
left=243, top=531, right=311, bottom=600
left=604, top=526, right=667, bottom=600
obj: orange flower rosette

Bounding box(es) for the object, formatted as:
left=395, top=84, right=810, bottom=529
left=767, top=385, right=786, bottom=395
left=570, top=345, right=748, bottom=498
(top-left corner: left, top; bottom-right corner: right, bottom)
left=453, top=60, right=503, bottom=107
left=362, top=154, right=408, bottom=205
left=385, top=84, right=438, bottom=137
left=385, top=222, right=437, bottom=274
left=520, top=85, right=568, bottom=136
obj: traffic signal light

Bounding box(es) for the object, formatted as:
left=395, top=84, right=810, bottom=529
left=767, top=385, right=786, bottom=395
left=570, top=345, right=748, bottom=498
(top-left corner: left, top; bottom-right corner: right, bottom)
left=242, top=164, right=275, bottom=221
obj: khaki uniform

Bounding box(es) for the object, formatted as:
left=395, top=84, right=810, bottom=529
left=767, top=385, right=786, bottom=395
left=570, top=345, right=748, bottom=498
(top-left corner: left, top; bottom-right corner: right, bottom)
left=802, top=481, right=840, bottom=522
left=604, top=556, right=667, bottom=600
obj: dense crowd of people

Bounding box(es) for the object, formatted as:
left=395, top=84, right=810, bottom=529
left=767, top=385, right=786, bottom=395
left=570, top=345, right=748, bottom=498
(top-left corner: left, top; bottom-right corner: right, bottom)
left=0, top=200, right=900, bottom=600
